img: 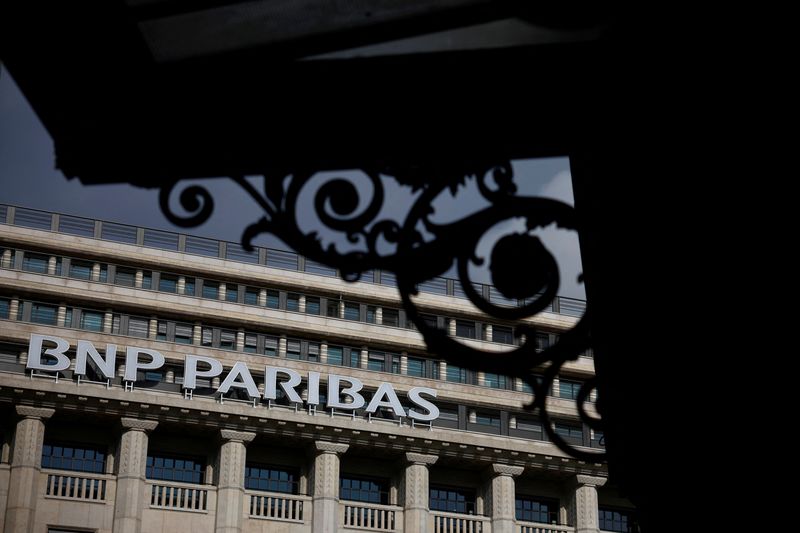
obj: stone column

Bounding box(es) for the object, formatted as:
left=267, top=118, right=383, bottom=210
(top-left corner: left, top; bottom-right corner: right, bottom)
left=215, top=430, right=256, bottom=533
left=47, top=256, right=57, bottom=275
left=91, top=263, right=101, bottom=281
left=568, top=475, right=607, bottom=533
left=177, top=276, right=186, bottom=295
left=258, top=289, right=267, bottom=307
left=375, top=307, right=383, bottom=325
left=310, top=441, right=349, bottom=533
left=0, top=249, right=11, bottom=269
left=104, top=310, right=114, bottom=333
left=112, top=417, right=159, bottom=533
left=448, top=319, right=456, bottom=336
left=485, top=324, right=493, bottom=342
left=7, top=298, right=19, bottom=321
left=57, top=305, right=67, bottom=327
left=3, top=406, right=55, bottom=533
left=400, top=353, right=408, bottom=375
left=219, top=283, right=227, bottom=301
left=299, top=295, right=307, bottom=313
left=402, top=452, right=438, bottom=533
left=278, top=336, right=287, bottom=358
left=438, top=361, right=447, bottom=380
left=360, top=347, right=368, bottom=369
left=486, top=464, right=524, bottom=533
left=236, top=329, right=245, bottom=352
left=148, top=318, right=158, bottom=340
left=134, top=270, right=144, bottom=288
left=193, top=323, right=202, bottom=345
left=320, top=342, right=328, bottom=364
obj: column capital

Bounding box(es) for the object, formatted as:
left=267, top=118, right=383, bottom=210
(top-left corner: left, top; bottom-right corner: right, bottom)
left=574, top=474, right=607, bottom=488
left=15, top=405, right=55, bottom=420
left=489, top=463, right=525, bottom=477
left=313, top=441, right=349, bottom=455
left=220, top=429, right=256, bottom=444
left=120, top=417, right=159, bottom=432
left=405, top=452, right=438, bottom=466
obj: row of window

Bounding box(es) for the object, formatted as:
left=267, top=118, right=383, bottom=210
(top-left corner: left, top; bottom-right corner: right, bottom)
left=3, top=247, right=559, bottom=349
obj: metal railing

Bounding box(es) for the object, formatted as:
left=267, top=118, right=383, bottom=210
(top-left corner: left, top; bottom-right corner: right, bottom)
left=148, top=480, right=211, bottom=512
left=341, top=501, right=401, bottom=531
left=44, top=470, right=110, bottom=502
left=518, top=521, right=575, bottom=533
left=430, top=511, right=490, bottom=533
left=0, top=204, right=586, bottom=318
left=248, top=491, right=308, bottom=522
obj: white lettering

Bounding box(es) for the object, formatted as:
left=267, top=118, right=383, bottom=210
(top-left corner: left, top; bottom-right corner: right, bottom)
left=307, top=371, right=321, bottom=406
left=124, top=347, right=165, bottom=381
left=366, top=382, right=406, bottom=417
left=218, top=362, right=260, bottom=399
left=75, top=340, right=117, bottom=379
left=407, top=387, right=439, bottom=421
left=327, top=374, right=365, bottom=410
left=265, top=367, right=302, bottom=403
left=183, top=355, right=223, bottom=389
left=27, top=334, right=71, bottom=372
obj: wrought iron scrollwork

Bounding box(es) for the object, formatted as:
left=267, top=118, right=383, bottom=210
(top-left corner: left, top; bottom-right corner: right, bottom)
left=159, top=163, right=602, bottom=461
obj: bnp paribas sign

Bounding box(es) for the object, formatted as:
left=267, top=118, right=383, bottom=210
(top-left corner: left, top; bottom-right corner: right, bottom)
left=26, top=334, right=440, bottom=422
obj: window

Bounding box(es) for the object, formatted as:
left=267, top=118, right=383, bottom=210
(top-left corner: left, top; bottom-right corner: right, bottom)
left=142, top=271, right=152, bottom=289
left=98, top=265, right=108, bottom=283
left=175, top=323, right=193, bottom=344
left=493, top=325, right=514, bottom=344
left=266, top=289, right=280, bottom=309
left=343, top=301, right=360, bottom=321
left=382, top=308, right=399, bottom=327
left=202, top=280, right=219, bottom=299
left=42, top=442, right=106, bottom=473
left=305, top=296, right=320, bottom=315
left=31, top=303, right=57, bottom=325
left=327, top=346, right=344, bottom=366
left=349, top=348, right=361, bottom=368
left=558, top=379, right=581, bottom=400
left=591, top=430, right=605, bottom=448
left=225, top=284, right=238, bottom=302
left=286, top=293, right=300, bottom=312
left=599, top=508, right=640, bottom=533
left=263, top=336, right=278, bottom=357
left=420, top=313, right=438, bottom=329
left=554, top=422, right=583, bottom=445
left=244, top=287, right=259, bottom=305
left=68, top=260, right=93, bottom=280
left=22, top=252, right=48, bottom=273
left=446, top=364, right=468, bottom=384
left=146, top=454, right=205, bottom=484
left=128, top=317, right=149, bottom=338
left=516, top=496, right=559, bottom=524
left=114, top=267, right=136, bottom=287
left=79, top=311, right=104, bottom=332
left=201, top=327, right=213, bottom=347
left=484, top=372, right=508, bottom=389
left=159, top=274, right=178, bottom=293
left=244, top=333, right=258, bottom=353
left=407, top=357, right=425, bottom=377
left=516, top=417, right=544, bottom=438
left=286, top=340, right=301, bottom=360
left=220, top=330, right=236, bottom=350
left=474, top=411, right=500, bottom=428
left=340, top=476, right=389, bottom=504
left=535, top=332, right=551, bottom=352
left=156, top=321, right=168, bottom=341
left=326, top=300, right=339, bottom=317
left=245, top=465, right=299, bottom=494
left=0, top=297, right=9, bottom=319
left=307, top=342, right=320, bottom=362
left=430, top=486, right=476, bottom=514
left=184, top=277, right=196, bottom=296
left=455, top=320, right=476, bottom=339
left=367, top=351, right=385, bottom=372
left=366, top=305, right=377, bottom=323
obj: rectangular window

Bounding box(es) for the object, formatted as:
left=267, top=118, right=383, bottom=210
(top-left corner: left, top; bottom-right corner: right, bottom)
left=535, top=332, right=551, bottom=352
left=326, top=300, right=339, bottom=317
left=340, top=476, right=389, bottom=505
left=42, top=442, right=106, bottom=474
left=202, top=281, right=219, bottom=299
left=225, top=284, right=238, bottom=302
left=146, top=454, right=205, bottom=484
left=516, top=417, right=544, bottom=438
left=455, top=320, right=476, bottom=339
left=158, top=274, right=178, bottom=293
left=343, top=302, right=360, bottom=321
left=79, top=311, right=104, bottom=332
left=184, top=277, right=196, bottom=296
left=305, top=296, right=320, bottom=315
left=382, top=308, right=399, bottom=327
left=591, top=430, right=605, bottom=448
left=220, top=330, right=236, bottom=350
left=263, top=336, right=278, bottom=357
left=201, top=327, right=213, bottom=347
left=142, top=271, right=152, bottom=290
left=475, top=411, right=501, bottom=428
left=484, top=372, right=508, bottom=389
left=349, top=348, right=361, bottom=368
left=307, top=342, right=320, bottom=362
left=598, top=508, right=639, bottom=533
left=68, top=260, right=93, bottom=280
left=114, top=267, right=136, bottom=287
left=245, top=465, right=299, bottom=494
left=429, top=486, right=476, bottom=514
left=31, top=303, right=58, bottom=325
left=420, top=314, right=438, bottom=330
left=367, top=351, right=385, bottom=372
left=559, top=379, right=581, bottom=400
left=327, top=345, right=343, bottom=366
left=22, top=252, right=49, bottom=274
left=516, top=496, right=559, bottom=524
left=98, top=265, right=108, bottom=283
left=0, top=297, right=9, bottom=319
left=366, top=306, right=377, bottom=323
left=286, top=340, right=301, bottom=360
left=175, top=323, right=193, bottom=344
left=244, top=287, right=259, bottom=305
left=554, top=421, right=583, bottom=445
left=244, top=333, right=258, bottom=353
left=407, top=357, right=425, bottom=377
left=128, top=317, right=149, bottom=338
left=286, top=293, right=300, bottom=312
left=446, top=364, right=468, bottom=384
left=266, top=290, right=280, bottom=309
left=493, top=325, right=514, bottom=345
left=156, top=321, right=168, bottom=341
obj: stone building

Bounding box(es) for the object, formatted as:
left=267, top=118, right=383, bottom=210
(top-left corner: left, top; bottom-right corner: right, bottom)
left=0, top=204, right=635, bottom=533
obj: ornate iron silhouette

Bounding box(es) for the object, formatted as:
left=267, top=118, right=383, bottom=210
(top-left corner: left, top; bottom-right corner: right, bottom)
left=158, top=163, right=601, bottom=461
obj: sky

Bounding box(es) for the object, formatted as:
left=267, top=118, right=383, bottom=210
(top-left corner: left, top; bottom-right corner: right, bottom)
left=0, top=64, right=585, bottom=299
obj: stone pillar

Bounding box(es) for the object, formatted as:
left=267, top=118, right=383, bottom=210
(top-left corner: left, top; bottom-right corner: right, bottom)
left=219, top=283, right=227, bottom=301
left=375, top=307, right=383, bottom=325
left=278, top=336, right=287, bottom=358
left=258, top=289, right=267, bottom=307
left=148, top=318, right=158, bottom=340
left=310, top=441, right=349, bottom=533
left=448, top=319, right=456, bottom=336
left=485, top=324, right=493, bottom=342
left=477, top=372, right=486, bottom=386
left=236, top=329, right=245, bottom=352
left=338, top=301, right=345, bottom=319
left=134, top=270, right=144, bottom=288
left=193, top=323, right=202, bottom=345
left=91, top=262, right=101, bottom=281
left=215, top=430, right=256, bottom=533
left=47, top=256, right=57, bottom=275
left=486, top=464, right=524, bottom=533
left=439, top=361, right=447, bottom=380
left=8, top=298, right=19, bottom=321
left=568, top=475, right=607, bottom=533
left=553, top=377, right=560, bottom=397
left=320, top=342, right=328, bottom=364
left=299, top=295, right=306, bottom=313
left=177, top=276, right=186, bottom=295
left=3, top=406, right=55, bottom=533
left=113, top=418, right=159, bottom=533
left=402, top=453, right=438, bottom=533
left=360, top=347, right=368, bottom=369
left=104, top=310, right=114, bottom=333
left=0, top=249, right=11, bottom=269
left=400, top=353, right=408, bottom=375
left=57, top=305, right=67, bottom=327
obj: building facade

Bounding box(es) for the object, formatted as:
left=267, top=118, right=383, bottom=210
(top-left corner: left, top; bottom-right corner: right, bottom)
left=0, top=204, right=636, bottom=533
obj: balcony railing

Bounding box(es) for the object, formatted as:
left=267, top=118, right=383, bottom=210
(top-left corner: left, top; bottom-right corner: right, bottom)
left=44, top=469, right=112, bottom=502
left=147, top=480, right=212, bottom=513
left=247, top=491, right=309, bottom=523
left=430, top=510, right=490, bottom=533
left=517, top=521, right=575, bottom=533
left=341, top=501, right=402, bottom=531
left=0, top=204, right=586, bottom=318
